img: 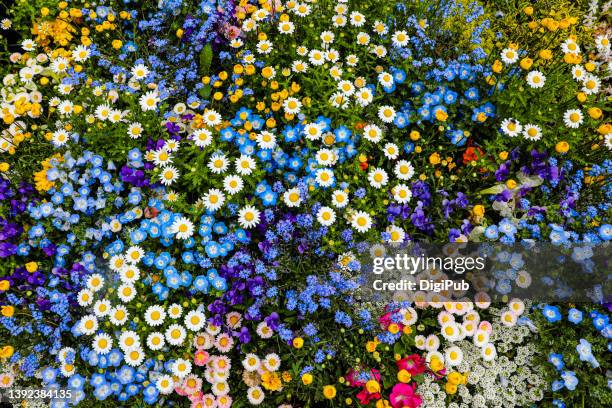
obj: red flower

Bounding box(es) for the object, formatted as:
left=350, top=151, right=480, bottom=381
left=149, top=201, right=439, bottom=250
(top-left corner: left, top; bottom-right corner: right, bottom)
left=396, top=354, right=426, bottom=376
left=389, top=383, right=423, bottom=408
left=356, top=388, right=380, bottom=405
left=462, top=146, right=484, bottom=164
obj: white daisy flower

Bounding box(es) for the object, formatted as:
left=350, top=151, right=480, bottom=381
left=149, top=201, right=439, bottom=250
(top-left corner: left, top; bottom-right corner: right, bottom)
left=263, top=353, right=281, bottom=372
left=256, top=40, right=273, bottom=54
left=378, top=105, right=396, bottom=123
left=500, top=118, right=522, bottom=137
left=362, top=124, right=383, bottom=143
left=582, top=74, right=600, bottom=95
left=223, top=174, right=244, bottom=194
left=144, top=305, right=166, bottom=327
left=159, top=166, right=179, bottom=185
left=382, top=143, right=399, bottom=160
left=156, top=375, right=175, bottom=394
left=192, top=129, right=213, bottom=147
left=151, top=148, right=173, bottom=167
left=87, top=273, right=105, bottom=292
left=165, top=324, right=187, bottom=346
left=119, top=330, right=141, bottom=351
left=124, top=347, right=145, bottom=367
left=346, top=54, right=359, bottom=66
left=368, top=167, right=388, bottom=188
left=351, top=211, right=373, bottom=233
left=171, top=216, right=194, bottom=240
left=282, top=97, right=302, bottom=115
left=571, top=65, right=585, bottom=81
left=392, top=30, right=410, bottom=47
left=331, top=190, right=349, bottom=208
left=332, top=14, right=347, bottom=27
left=77, top=289, right=94, bottom=307
left=291, top=60, right=308, bottom=73
left=92, top=333, right=113, bottom=355
left=356, top=32, right=370, bottom=46
left=110, top=306, right=129, bottom=326
left=242, top=353, right=261, bottom=372
left=256, top=131, right=276, bottom=149
left=500, top=47, right=519, bottom=64
left=563, top=109, right=583, bottom=128
left=278, top=20, right=295, bottom=34
left=445, top=346, right=464, bottom=366
left=425, top=334, right=440, bottom=351
left=393, top=184, right=412, bottom=204
left=283, top=187, right=302, bottom=207
left=79, top=315, right=98, bottom=335
left=308, top=49, right=325, bottom=66
left=203, top=109, right=222, bottom=127
left=131, top=64, right=150, bottom=80
left=52, top=129, right=70, bottom=147
left=139, top=91, right=159, bottom=111
left=595, top=35, right=610, bottom=52
left=481, top=343, right=497, bottom=361
left=500, top=310, right=518, bottom=327
left=316, top=206, right=336, bottom=226
left=354, top=87, right=373, bottom=106
left=238, top=205, right=261, bottom=229
left=167, top=304, right=183, bottom=319
left=202, top=188, right=226, bottom=211
left=208, top=153, right=229, bottom=174
left=561, top=38, right=580, bottom=54
left=117, top=284, right=136, bottom=303
left=373, top=20, right=388, bottom=35
left=440, top=322, right=460, bottom=341
left=394, top=160, right=415, bottom=180
left=93, top=300, right=111, bottom=317
left=473, top=329, right=490, bottom=347
left=184, top=310, right=207, bottom=332
left=127, top=122, right=143, bottom=139
left=315, top=168, right=335, bottom=188
left=387, top=225, right=405, bottom=243
left=125, top=246, right=144, bottom=264
left=349, top=11, right=366, bottom=26
left=526, top=70, right=546, bottom=88
left=147, top=332, right=165, bottom=351
left=522, top=123, right=542, bottom=141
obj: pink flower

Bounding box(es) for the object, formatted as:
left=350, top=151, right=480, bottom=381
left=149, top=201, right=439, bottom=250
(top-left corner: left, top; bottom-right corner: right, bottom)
left=389, top=383, right=423, bottom=408
left=194, top=350, right=209, bottom=366
left=396, top=354, right=426, bottom=376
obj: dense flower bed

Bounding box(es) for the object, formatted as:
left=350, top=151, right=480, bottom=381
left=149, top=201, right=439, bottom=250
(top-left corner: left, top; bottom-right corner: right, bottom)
left=0, top=0, right=610, bottom=407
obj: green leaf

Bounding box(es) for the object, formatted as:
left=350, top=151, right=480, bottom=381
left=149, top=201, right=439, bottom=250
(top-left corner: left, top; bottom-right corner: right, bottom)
left=199, top=44, right=213, bottom=75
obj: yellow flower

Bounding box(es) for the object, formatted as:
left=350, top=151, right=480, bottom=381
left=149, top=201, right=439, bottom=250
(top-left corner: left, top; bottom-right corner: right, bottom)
left=112, top=39, right=123, bottom=49
left=292, top=337, right=304, bottom=349
left=524, top=6, right=533, bottom=15
left=520, top=57, right=533, bottom=70
left=445, top=382, right=458, bottom=394
left=577, top=92, right=587, bottom=102
left=555, top=141, right=570, bottom=154
left=0, top=163, right=9, bottom=172
left=365, top=380, right=380, bottom=394
left=588, top=107, right=602, bottom=120
left=447, top=372, right=463, bottom=385
left=539, top=49, right=552, bottom=60
left=1, top=306, right=14, bottom=317
left=499, top=151, right=509, bottom=160
left=323, top=385, right=337, bottom=399
left=429, top=153, right=441, bottom=165
left=366, top=340, right=378, bottom=353
left=473, top=205, right=485, bottom=217
left=25, top=262, right=38, bottom=273
left=261, top=371, right=282, bottom=391
left=435, top=109, right=448, bottom=121
left=430, top=356, right=444, bottom=372
left=506, top=179, right=518, bottom=189
left=492, top=60, right=503, bottom=74
left=597, top=123, right=611, bottom=135
left=0, top=346, right=14, bottom=359
left=301, top=373, right=313, bottom=385
left=397, top=369, right=411, bottom=383
left=0, top=281, right=9, bottom=291
left=388, top=323, right=400, bottom=334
